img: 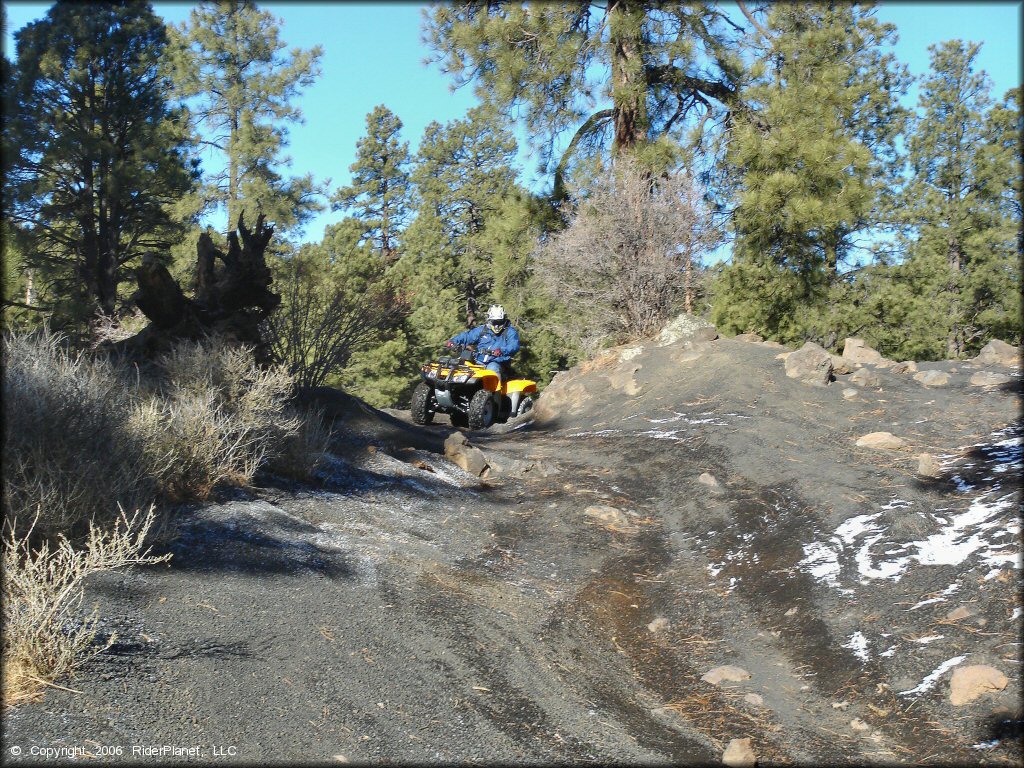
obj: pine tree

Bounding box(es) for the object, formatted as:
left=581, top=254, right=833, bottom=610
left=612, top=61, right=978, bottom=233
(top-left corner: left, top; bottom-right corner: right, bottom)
left=893, top=43, right=1021, bottom=357
left=425, top=2, right=761, bottom=195
left=4, top=0, right=197, bottom=323
left=711, top=2, right=910, bottom=347
left=331, top=105, right=413, bottom=263
left=396, top=106, right=521, bottom=347
left=168, top=0, right=324, bottom=235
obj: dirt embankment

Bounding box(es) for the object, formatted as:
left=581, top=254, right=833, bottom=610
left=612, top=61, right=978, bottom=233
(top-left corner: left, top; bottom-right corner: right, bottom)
left=4, top=330, right=1021, bottom=765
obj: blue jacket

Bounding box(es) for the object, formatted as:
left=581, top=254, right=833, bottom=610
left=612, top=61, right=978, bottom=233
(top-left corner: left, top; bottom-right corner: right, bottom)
left=450, top=324, right=520, bottom=364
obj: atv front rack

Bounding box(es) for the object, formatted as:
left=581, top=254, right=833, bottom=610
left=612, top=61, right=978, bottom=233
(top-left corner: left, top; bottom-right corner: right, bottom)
left=422, top=357, right=477, bottom=388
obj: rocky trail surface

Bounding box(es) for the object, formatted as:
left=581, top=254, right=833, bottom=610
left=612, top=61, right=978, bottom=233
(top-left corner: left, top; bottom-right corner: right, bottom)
left=4, top=328, right=1021, bottom=765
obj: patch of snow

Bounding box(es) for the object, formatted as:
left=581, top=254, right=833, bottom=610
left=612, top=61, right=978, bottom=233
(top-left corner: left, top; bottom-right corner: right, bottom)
left=844, top=631, right=870, bottom=663
left=912, top=635, right=944, bottom=644
left=1011, top=607, right=1022, bottom=621
left=880, top=646, right=897, bottom=658
left=799, top=424, right=1022, bottom=591
left=897, top=655, right=967, bottom=696
left=972, top=739, right=1001, bottom=750
left=707, top=563, right=724, bottom=577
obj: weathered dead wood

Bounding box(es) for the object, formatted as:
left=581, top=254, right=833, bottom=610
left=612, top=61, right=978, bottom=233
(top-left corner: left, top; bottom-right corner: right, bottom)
left=120, top=213, right=281, bottom=362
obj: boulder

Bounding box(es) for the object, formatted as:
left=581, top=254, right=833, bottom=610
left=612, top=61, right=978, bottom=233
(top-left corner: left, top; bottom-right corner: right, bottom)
left=733, top=332, right=763, bottom=343
left=842, top=338, right=885, bottom=365
left=974, top=339, right=1020, bottom=367
left=443, top=432, right=489, bottom=477
left=842, top=388, right=859, bottom=401
left=970, top=371, right=1013, bottom=387
left=702, top=665, right=751, bottom=685
left=850, top=367, right=880, bottom=388
left=657, top=314, right=719, bottom=347
left=785, top=342, right=834, bottom=386
left=722, top=737, right=757, bottom=767
left=917, top=453, right=942, bottom=478
left=743, top=693, right=764, bottom=707
left=890, top=361, right=918, bottom=374
left=949, top=665, right=1008, bottom=706
left=856, top=432, right=905, bottom=450
left=914, top=370, right=951, bottom=387
left=830, top=354, right=855, bottom=375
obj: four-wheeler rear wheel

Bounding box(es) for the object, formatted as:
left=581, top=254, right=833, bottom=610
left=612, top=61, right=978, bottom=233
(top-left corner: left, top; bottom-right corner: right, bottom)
left=468, top=389, right=496, bottom=429
left=410, top=382, right=434, bottom=425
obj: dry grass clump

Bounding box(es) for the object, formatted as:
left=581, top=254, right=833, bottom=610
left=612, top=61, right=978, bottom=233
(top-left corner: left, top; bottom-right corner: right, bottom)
left=131, top=338, right=311, bottom=499
left=2, top=507, right=170, bottom=708
left=2, top=330, right=156, bottom=538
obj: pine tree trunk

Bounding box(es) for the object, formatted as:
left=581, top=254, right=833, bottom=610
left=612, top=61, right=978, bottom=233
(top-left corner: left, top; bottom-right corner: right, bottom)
left=609, top=0, right=648, bottom=153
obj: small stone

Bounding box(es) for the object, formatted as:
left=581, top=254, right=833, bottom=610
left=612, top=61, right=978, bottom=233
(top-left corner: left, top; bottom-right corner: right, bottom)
left=647, top=617, right=670, bottom=633
left=856, top=432, right=905, bottom=450
left=970, top=371, right=1013, bottom=387
left=832, top=701, right=850, bottom=710
left=743, top=693, right=764, bottom=707
left=950, top=665, right=1008, bottom=705
left=944, top=606, right=974, bottom=622
left=917, top=453, right=942, bottom=478
left=891, top=361, right=918, bottom=374
left=784, top=607, right=798, bottom=617
left=734, top=332, right=763, bottom=343
left=850, top=367, right=880, bottom=387
left=722, top=737, right=756, bottom=767
left=842, top=387, right=859, bottom=400
left=913, top=370, right=951, bottom=387
left=698, top=472, right=720, bottom=487
left=443, top=432, right=489, bottom=477
left=584, top=504, right=629, bottom=528
left=850, top=718, right=870, bottom=732
left=702, top=665, right=751, bottom=685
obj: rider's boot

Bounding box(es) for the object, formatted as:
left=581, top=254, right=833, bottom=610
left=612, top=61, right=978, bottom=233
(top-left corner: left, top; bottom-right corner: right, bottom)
left=509, top=391, right=522, bottom=417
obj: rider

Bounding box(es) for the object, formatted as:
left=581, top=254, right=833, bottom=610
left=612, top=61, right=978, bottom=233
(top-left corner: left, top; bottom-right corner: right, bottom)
left=446, top=304, right=520, bottom=381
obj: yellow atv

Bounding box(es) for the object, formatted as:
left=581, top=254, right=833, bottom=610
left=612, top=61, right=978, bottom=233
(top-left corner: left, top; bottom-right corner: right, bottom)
left=411, top=344, right=537, bottom=429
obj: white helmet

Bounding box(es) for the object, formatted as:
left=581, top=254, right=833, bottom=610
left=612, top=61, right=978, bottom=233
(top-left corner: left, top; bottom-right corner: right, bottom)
left=486, top=304, right=508, bottom=332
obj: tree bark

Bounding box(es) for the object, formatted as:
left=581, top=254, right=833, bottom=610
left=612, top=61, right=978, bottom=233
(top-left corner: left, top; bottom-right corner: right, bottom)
left=609, top=0, right=648, bottom=153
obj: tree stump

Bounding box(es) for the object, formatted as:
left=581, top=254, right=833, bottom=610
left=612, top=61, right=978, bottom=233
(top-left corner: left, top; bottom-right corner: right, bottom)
left=121, top=213, right=281, bottom=363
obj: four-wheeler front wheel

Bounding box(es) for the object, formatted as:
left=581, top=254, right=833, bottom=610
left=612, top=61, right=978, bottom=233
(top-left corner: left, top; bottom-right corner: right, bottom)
left=468, top=389, right=496, bottom=429
left=410, top=382, right=434, bottom=425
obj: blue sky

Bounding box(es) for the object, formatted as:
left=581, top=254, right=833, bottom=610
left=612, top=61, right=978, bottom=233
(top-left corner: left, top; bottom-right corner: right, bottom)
left=3, top=1, right=1022, bottom=245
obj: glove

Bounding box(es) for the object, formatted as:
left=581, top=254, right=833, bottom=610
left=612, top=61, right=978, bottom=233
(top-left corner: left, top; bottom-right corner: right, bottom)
left=491, top=349, right=501, bottom=356
left=445, top=341, right=455, bottom=348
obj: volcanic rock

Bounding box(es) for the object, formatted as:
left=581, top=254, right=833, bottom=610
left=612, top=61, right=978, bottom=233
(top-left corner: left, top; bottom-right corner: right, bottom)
left=949, top=665, right=1008, bottom=705
left=842, top=338, right=885, bottom=365
left=785, top=342, right=833, bottom=386
left=974, top=339, right=1020, bottom=367
left=914, top=370, right=950, bottom=387
left=722, top=737, right=757, bottom=767
left=856, top=432, right=905, bottom=450
left=443, top=432, right=489, bottom=477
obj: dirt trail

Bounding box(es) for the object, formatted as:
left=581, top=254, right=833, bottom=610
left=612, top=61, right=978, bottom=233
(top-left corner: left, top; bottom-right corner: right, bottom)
left=4, top=337, right=1021, bottom=765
